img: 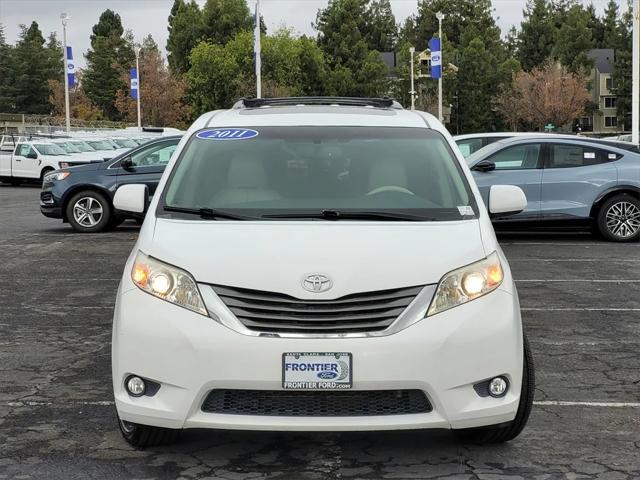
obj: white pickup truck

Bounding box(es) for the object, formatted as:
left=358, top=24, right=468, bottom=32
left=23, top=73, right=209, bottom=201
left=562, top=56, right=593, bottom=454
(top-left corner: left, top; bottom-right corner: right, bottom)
left=0, top=139, right=101, bottom=184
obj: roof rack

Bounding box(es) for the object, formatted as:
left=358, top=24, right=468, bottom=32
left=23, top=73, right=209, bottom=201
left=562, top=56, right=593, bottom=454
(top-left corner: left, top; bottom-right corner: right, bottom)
left=235, top=96, right=403, bottom=110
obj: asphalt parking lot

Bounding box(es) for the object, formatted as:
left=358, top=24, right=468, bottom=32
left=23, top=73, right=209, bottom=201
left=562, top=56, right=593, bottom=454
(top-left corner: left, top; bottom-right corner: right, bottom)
left=0, top=184, right=639, bottom=480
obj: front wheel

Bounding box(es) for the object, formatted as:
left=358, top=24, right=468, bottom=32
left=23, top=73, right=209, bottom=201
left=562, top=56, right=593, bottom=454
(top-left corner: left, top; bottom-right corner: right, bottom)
left=453, top=334, right=535, bottom=444
left=65, top=190, right=112, bottom=233
left=118, top=414, right=181, bottom=448
left=596, top=194, right=640, bottom=242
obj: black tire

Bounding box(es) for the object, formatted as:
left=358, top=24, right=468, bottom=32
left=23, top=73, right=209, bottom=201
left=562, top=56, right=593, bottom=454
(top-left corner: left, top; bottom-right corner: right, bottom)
left=454, top=333, right=535, bottom=444
left=596, top=194, right=640, bottom=242
left=117, top=414, right=181, bottom=448
left=65, top=190, right=112, bottom=233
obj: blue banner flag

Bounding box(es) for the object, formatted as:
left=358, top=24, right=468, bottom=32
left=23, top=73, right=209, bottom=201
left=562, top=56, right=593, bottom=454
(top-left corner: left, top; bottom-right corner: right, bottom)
left=130, top=68, right=138, bottom=100
left=428, top=38, right=441, bottom=79
left=66, top=46, right=75, bottom=85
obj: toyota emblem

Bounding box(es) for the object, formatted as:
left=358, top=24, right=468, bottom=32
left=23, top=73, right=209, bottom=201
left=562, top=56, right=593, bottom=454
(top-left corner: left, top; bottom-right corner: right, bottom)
left=302, top=274, right=333, bottom=293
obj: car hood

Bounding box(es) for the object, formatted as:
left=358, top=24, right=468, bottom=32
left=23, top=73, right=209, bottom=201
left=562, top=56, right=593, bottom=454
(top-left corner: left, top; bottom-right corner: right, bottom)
left=146, top=219, right=487, bottom=299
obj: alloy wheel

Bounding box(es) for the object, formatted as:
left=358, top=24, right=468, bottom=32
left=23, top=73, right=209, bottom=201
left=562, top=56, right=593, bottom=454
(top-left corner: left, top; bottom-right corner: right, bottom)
left=72, top=197, right=104, bottom=227
left=605, top=201, right=640, bottom=238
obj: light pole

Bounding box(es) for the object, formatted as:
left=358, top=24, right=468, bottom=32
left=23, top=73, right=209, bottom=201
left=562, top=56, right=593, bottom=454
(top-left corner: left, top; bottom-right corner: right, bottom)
left=409, top=46, right=416, bottom=110
left=60, top=13, right=70, bottom=134
left=134, top=44, right=142, bottom=132
left=632, top=0, right=639, bottom=145
left=436, top=11, right=445, bottom=122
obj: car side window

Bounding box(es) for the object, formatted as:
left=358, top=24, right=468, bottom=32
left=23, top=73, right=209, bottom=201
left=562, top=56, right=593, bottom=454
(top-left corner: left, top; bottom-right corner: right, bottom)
left=548, top=144, right=607, bottom=168
left=487, top=144, right=541, bottom=170
left=130, top=143, right=177, bottom=167
left=17, top=144, right=33, bottom=157
left=456, top=138, right=484, bottom=157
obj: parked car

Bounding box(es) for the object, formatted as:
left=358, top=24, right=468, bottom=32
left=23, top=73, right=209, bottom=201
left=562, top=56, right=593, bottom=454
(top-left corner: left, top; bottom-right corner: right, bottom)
left=454, top=132, right=539, bottom=157
left=110, top=97, right=533, bottom=448
left=40, top=135, right=181, bottom=232
left=1, top=140, right=102, bottom=185
left=466, top=135, right=640, bottom=241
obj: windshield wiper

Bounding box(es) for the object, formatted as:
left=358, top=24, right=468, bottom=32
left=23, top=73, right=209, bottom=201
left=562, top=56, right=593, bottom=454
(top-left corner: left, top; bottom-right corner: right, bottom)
left=163, top=205, right=254, bottom=220
left=262, top=210, right=434, bottom=221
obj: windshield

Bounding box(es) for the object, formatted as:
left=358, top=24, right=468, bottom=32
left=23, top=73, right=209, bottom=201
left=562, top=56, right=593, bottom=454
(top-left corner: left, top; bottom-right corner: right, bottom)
left=160, top=126, right=476, bottom=221
left=113, top=138, right=137, bottom=148
left=56, top=142, right=82, bottom=153
left=86, top=140, right=115, bottom=151
left=70, top=141, right=95, bottom=152
left=34, top=143, right=67, bottom=156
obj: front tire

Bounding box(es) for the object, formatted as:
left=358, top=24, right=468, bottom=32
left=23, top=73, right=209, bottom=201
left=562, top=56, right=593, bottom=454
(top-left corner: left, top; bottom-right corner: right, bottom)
left=454, top=334, right=535, bottom=444
left=118, top=414, right=181, bottom=448
left=596, top=194, right=640, bottom=242
left=66, top=190, right=112, bottom=233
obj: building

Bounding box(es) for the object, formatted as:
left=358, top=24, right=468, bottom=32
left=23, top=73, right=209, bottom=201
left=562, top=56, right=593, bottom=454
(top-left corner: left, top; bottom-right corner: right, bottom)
left=578, top=49, right=621, bottom=135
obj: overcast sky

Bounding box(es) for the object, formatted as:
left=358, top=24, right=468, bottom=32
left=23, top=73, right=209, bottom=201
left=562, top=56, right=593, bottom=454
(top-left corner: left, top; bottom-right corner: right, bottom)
left=0, top=0, right=627, bottom=68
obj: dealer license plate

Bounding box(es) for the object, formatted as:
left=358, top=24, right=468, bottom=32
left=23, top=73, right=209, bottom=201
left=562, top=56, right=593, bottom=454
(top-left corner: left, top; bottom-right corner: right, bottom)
left=282, top=352, right=352, bottom=390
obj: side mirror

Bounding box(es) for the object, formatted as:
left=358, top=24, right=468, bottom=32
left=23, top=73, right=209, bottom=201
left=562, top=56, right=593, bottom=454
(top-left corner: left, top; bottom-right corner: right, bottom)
left=488, top=185, right=527, bottom=217
left=472, top=159, right=495, bottom=172
left=113, top=184, right=148, bottom=213
left=27, top=152, right=38, bottom=159
left=121, top=157, right=134, bottom=170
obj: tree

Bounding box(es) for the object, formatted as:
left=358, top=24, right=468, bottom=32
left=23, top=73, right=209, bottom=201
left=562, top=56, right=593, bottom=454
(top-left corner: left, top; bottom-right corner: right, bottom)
left=114, top=42, right=190, bottom=128
left=518, top=0, right=555, bottom=71
left=83, top=10, right=135, bottom=119
left=611, top=2, right=634, bottom=130
left=456, top=37, right=500, bottom=132
left=499, top=62, right=589, bottom=129
left=552, top=4, right=594, bottom=74
left=201, top=0, right=254, bottom=45
left=315, top=0, right=388, bottom=96
left=48, top=72, right=104, bottom=121
left=601, top=0, right=621, bottom=48
left=166, top=0, right=203, bottom=74
left=0, top=24, right=17, bottom=112
left=12, top=22, right=54, bottom=114
left=365, top=0, right=397, bottom=51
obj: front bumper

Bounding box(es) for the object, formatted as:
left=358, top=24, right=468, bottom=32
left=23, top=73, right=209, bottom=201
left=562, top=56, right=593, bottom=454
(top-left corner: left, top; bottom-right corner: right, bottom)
left=40, top=182, right=64, bottom=219
left=112, top=285, right=523, bottom=432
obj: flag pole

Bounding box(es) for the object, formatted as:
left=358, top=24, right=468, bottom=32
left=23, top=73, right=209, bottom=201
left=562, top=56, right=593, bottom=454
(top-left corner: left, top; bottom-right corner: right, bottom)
left=255, top=0, right=262, bottom=98
left=61, top=13, right=70, bottom=134
left=632, top=0, right=639, bottom=145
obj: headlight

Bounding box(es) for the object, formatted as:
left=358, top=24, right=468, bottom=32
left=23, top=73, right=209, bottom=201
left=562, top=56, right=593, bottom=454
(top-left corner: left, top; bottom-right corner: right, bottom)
left=427, top=251, right=504, bottom=317
left=44, top=172, right=70, bottom=182
left=131, top=251, right=207, bottom=316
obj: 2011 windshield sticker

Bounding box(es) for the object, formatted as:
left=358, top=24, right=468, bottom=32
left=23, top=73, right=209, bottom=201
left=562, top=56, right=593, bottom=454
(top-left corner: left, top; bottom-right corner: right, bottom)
left=196, top=128, right=259, bottom=140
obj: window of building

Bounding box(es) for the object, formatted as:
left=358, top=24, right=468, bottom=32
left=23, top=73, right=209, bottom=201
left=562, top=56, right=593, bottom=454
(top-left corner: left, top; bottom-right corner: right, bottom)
left=604, top=97, right=617, bottom=109
left=604, top=116, right=618, bottom=128
left=605, top=78, right=615, bottom=91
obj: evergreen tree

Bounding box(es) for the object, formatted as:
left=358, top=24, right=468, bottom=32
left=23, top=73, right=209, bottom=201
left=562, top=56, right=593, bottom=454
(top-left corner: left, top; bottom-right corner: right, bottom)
left=552, top=4, right=594, bottom=74
left=365, top=0, right=397, bottom=52
left=201, top=0, right=254, bottom=46
left=586, top=4, right=605, bottom=48
left=602, top=0, right=621, bottom=48
left=166, top=0, right=203, bottom=74
left=12, top=22, right=53, bottom=114
left=83, top=10, right=135, bottom=119
left=611, top=2, right=633, bottom=130
left=456, top=37, right=498, bottom=132
left=45, top=32, right=63, bottom=84
left=315, top=0, right=388, bottom=96
left=518, top=0, right=555, bottom=71
left=0, top=24, right=17, bottom=112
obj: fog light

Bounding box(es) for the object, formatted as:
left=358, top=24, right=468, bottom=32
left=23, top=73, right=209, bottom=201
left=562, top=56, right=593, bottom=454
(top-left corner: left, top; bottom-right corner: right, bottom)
left=126, top=375, right=146, bottom=397
left=489, top=376, right=508, bottom=398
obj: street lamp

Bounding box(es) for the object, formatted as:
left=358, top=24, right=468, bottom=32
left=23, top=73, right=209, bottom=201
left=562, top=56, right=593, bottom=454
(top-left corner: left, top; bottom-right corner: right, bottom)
left=134, top=44, right=142, bottom=132
left=435, top=11, right=445, bottom=122
left=632, top=1, right=639, bottom=145
left=409, top=46, right=416, bottom=110
left=60, top=13, right=71, bottom=134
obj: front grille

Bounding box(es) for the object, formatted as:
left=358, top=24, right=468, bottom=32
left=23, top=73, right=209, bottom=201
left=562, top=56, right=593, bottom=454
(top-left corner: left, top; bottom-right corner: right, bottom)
left=201, top=389, right=432, bottom=416
left=211, top=284, right=423, bottom=334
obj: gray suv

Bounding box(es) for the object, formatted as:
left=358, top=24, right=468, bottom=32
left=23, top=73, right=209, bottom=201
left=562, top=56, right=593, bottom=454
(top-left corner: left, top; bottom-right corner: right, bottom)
left=466, top=136, right=640, bottom=242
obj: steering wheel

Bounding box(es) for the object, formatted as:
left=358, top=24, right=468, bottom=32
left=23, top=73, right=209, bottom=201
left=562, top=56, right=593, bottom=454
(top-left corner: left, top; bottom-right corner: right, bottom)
left=366, top=185, right=416, bottom=196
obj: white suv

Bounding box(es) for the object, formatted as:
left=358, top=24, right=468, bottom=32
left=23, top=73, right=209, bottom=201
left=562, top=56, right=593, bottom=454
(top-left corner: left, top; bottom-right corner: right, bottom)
left=111, top=97, right=534, bottom=448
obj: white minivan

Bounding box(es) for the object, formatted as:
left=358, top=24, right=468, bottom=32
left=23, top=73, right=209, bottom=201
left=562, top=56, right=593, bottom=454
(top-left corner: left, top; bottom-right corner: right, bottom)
left=111, top=97, right=533, bottom=448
